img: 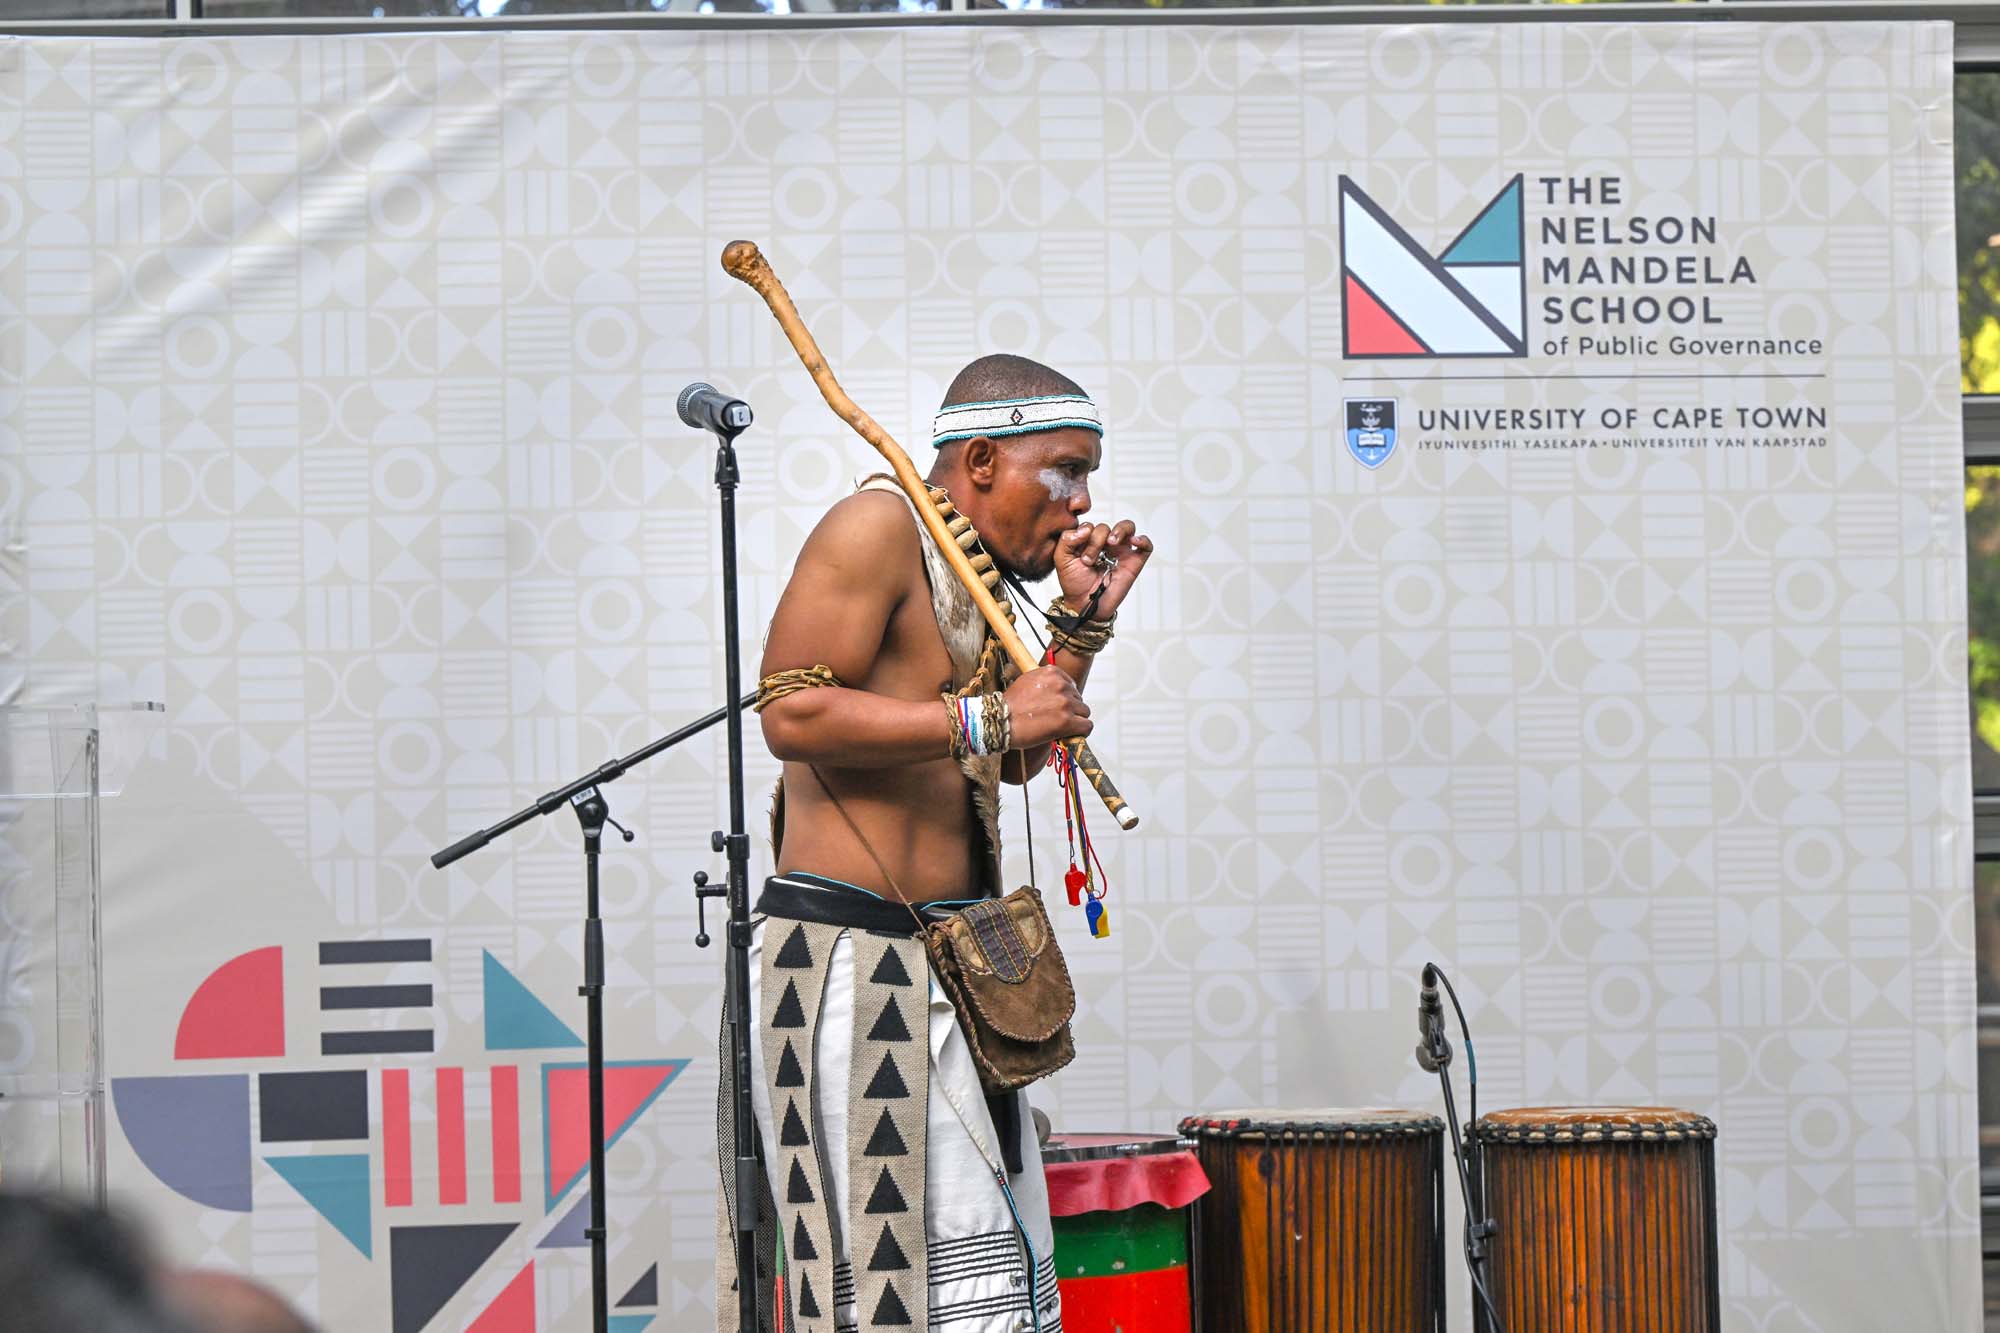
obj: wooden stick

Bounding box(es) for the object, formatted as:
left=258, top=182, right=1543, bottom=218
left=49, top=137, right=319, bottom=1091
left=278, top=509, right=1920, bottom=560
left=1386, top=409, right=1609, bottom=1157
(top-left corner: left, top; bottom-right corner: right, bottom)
left=722, top=239, right=1139, bottom=832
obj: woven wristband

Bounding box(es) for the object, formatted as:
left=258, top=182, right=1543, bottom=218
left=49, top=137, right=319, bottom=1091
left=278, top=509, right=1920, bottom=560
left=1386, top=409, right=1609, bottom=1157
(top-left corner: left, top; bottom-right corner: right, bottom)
left=1046, top=597, right=1114, bottom=656
left=951, top=694, right=1009, bottom=757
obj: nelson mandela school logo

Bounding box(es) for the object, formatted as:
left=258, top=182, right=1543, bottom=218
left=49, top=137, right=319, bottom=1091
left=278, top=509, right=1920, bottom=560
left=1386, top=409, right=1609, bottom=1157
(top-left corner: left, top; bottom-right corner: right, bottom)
left=1340, top=174, right=1528, bottom=359
left=1344, top=397, right=1398, bottom=469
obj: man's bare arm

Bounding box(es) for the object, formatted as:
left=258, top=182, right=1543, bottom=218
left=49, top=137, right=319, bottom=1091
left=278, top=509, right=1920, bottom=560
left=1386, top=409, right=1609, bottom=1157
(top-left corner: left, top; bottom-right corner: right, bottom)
left=760, top=493, right=1093, bottom=771
left=757, top=493, right=957, bottom=769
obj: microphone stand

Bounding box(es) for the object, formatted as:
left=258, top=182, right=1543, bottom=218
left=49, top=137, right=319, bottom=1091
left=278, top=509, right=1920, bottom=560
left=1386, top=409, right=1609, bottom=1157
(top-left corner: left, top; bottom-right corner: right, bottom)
left=430, top=692, right=753, bottom=1333
left=699, top=404, right=766, bottom=1333
left=1417, top=963, right=1503, bottom=1333
left=436, top=383, right=763, bottom=1333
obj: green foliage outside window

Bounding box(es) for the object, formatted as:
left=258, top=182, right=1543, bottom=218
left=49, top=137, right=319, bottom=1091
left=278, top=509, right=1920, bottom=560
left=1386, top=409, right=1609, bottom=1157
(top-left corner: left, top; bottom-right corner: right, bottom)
left=1971, top=468, right=2000, bottom=782
left=1961, top=77, right=2000, bottom=394
left=1958, top=78, right=2000, bottom=788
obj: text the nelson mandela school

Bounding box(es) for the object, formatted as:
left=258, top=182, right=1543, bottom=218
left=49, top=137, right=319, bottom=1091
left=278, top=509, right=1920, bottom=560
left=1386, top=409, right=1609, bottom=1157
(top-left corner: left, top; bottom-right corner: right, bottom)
left=1535, top=176, right=1807, bottom=342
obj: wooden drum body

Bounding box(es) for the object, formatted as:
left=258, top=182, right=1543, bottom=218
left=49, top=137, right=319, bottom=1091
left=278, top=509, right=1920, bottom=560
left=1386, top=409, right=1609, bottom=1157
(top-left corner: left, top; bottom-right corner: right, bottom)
left=1178, top=1108, right=1445, bottom=1333
left=1475, top=1107, right=1721, bottom=1333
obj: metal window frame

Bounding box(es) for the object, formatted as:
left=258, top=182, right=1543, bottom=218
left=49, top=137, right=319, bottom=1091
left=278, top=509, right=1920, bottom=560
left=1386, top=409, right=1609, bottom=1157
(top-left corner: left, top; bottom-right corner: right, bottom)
left=0, top=0, right=1991, bottom=54
left=1970, top=398, right=2000, bottom=465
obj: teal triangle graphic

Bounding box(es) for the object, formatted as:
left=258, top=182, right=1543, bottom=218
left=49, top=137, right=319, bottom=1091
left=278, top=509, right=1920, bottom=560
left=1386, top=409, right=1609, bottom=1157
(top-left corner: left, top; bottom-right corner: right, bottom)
left=1440, top=177, right=1522, bottom=265
left=607, top=1317, right=655, bottom=1333
left=266, top=1154, right=371, bottom=1258
left=483, top=951, right=583, bottom=1051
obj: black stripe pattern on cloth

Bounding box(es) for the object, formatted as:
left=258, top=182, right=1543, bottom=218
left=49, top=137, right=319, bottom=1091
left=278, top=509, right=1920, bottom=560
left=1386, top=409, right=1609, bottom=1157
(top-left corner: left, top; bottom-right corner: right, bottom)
left=830, top=1233, right=1061, bottom=1331
left=845, top=930, right=930, bottom=1331
left=761, top=918, right=847, bottom=1331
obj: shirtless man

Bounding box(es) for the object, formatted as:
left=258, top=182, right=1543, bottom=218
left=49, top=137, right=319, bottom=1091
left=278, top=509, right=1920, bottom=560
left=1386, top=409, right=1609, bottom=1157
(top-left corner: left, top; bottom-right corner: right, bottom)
left=716, top=354, right=1150, bottom=1333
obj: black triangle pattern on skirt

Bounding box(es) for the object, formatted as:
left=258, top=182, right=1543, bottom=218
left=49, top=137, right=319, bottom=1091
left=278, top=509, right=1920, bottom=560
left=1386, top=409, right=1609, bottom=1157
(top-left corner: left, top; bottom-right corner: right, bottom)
left=787, top=1158, right=815, bottom=1204
left=863, top=1166, right=907, bottom=1215
left=772, top=924, right=814, bottom=969
left=771, top=979, right=806, bottom=1029
left=862, top=1051, right=908, bottom=1100
left=863, top=1107, right=907, bottom=1158
left=869, top=946, right=913, bottom=987
left=792, top=1212, right=817, bottom=1263
left=775, top=1040, right=806, bottom=1088
left=796, top=1271, right=822, bottom=1319
left=779, top=1099, right=810, bottom=1147
left=868, top=1223, right=910, bottom=1272
left=866, top=995, right=911, bottom=1044
left=872, top=1282, right=913, bottom=1326
left=847, top=933, right=926, bottom=1333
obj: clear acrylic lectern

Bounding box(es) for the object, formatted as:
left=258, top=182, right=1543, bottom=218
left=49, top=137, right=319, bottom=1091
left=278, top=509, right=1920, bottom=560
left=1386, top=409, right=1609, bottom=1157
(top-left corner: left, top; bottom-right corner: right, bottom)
left=0, top=701, right=163, bottom=1200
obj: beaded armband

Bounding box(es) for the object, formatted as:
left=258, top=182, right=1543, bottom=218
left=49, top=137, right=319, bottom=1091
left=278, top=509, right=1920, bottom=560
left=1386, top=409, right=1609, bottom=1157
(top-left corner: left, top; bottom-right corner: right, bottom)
left=753, top=664, right=844, bottom=712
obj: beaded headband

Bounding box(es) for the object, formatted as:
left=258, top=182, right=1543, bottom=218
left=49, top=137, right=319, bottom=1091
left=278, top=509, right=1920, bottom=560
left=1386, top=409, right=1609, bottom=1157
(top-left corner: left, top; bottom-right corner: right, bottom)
left=931, top=393, right=1103, bottom=449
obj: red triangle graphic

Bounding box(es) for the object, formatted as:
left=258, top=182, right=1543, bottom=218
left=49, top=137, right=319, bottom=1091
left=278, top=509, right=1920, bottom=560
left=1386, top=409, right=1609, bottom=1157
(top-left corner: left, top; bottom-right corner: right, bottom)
left=467, top=1261, right=535, bottom=1333
left=544, top=1062, right=687, bottom=1206
left=1344, top=273, right=1428, bottom=356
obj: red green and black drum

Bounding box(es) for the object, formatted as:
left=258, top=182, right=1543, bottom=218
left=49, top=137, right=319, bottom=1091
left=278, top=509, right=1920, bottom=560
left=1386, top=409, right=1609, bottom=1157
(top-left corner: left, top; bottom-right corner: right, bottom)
left=1178, top=1108, right=1446, bottom=1333
left=1474, top=1106, right=1721, bottom=1333
left=1042, top=1132, right=1210, bottom=1332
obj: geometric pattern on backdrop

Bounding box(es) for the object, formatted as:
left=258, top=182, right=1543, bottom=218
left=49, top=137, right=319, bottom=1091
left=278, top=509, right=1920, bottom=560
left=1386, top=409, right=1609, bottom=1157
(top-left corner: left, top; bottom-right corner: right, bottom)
left=112, top=940, right=683, bottom=1329
left=5, top=21, right=1973, bottom=1333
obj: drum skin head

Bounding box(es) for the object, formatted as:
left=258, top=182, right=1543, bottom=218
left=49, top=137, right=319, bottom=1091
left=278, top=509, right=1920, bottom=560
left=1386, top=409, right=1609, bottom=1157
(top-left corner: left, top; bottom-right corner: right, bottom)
left=1475, top=1105, right=1718, bottom=1143
left=1484, top=1105, right=1703, bottom=1126
left=1041, top=1132, right=1187, bottom=1163
left=1178, top=1108, right=1443, bottom=1139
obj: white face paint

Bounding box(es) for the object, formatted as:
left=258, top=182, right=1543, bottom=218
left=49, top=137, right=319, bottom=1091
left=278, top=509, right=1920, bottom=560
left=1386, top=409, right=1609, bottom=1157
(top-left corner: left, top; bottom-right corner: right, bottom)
left=1037, top=467, right=1087, bottom=505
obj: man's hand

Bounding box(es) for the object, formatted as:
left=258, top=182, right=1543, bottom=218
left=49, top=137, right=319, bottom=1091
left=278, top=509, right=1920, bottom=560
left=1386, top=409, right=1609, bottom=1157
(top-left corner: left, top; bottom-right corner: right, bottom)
left=1055, top=518, right=1153, bottom=618
left=1003, top=666, right=1092, bottom=750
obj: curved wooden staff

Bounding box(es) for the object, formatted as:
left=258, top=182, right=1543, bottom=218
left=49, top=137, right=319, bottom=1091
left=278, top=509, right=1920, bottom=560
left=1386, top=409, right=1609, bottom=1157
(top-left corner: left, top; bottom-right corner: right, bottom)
left=721, top=239, right=1139, bottom=832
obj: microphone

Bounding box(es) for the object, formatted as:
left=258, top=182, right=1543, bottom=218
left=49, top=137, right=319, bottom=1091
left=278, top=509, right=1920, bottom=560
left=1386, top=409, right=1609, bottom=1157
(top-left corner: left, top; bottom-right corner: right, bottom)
left=1415, top=963, right=1452, bottom=1073
left=678, top=382, right=753, bottom=435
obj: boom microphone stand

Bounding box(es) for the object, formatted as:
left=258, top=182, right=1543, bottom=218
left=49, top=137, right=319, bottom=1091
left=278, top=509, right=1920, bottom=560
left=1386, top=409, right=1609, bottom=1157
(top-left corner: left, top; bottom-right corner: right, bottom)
left=430, top=380, right=763, bottom=1333
left=431, top=693, right=753, bottom=1333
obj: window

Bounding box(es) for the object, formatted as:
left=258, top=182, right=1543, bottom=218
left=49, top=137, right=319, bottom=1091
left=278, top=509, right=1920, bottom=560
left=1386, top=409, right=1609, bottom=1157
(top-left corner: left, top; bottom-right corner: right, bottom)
left=1963, top=74, right=2000, bottom=393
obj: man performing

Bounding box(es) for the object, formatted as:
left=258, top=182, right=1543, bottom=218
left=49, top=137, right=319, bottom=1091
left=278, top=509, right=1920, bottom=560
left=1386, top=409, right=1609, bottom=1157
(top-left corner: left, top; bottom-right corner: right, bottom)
left=715, top=353, right=1152, bottom=1333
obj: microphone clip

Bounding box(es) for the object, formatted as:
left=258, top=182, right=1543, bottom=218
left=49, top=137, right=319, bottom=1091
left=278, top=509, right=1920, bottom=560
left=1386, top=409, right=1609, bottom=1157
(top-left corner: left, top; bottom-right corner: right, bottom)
left=1415, top=963, right=1454, bottom=1073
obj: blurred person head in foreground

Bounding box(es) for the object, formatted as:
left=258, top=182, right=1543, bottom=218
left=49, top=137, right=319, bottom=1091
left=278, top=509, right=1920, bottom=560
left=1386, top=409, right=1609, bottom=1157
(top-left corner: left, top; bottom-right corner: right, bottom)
left=0, top=1190, right=316, bottom=1333
left=0, top=1189, right=184, bottom=1333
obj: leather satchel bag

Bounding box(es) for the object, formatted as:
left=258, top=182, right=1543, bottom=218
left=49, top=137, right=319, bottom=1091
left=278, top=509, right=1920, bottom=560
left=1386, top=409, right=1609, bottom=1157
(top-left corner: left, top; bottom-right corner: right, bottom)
left=923, top=886, right=1077, bottom=1094
left=806, top=765, right=1077, bottom=1094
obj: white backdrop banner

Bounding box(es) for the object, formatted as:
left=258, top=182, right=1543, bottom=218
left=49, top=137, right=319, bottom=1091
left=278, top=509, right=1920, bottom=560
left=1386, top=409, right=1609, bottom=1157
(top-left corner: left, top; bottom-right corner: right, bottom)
left=2, top=20, right=1974, bottom=1333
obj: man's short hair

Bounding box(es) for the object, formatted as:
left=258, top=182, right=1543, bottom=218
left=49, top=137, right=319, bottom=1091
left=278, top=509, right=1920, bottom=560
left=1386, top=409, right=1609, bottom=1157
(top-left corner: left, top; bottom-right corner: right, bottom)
left=941, top=353, right=1084, bottom=408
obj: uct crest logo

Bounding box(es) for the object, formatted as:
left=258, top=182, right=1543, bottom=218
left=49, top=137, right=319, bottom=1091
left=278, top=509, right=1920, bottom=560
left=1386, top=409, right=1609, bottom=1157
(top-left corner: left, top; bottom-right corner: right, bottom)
left=1340, top=174, right=1528, bottom=359
left=1344, top=397, right=1398, bottom=469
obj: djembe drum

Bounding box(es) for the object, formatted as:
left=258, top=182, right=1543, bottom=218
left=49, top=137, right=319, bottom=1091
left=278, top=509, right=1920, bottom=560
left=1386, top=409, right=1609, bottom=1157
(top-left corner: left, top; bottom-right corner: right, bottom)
left=1177, top=1108, right=1446, bottom=1333
left=1041, top=1133, right=1209, bottom=1333
left=1474, top=1107, right=1721, bottom=1333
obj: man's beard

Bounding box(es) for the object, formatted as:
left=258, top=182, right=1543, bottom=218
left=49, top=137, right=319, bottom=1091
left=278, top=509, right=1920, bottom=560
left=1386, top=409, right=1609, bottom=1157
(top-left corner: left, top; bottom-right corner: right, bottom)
left=997, top=548, right=1055, bottom=584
